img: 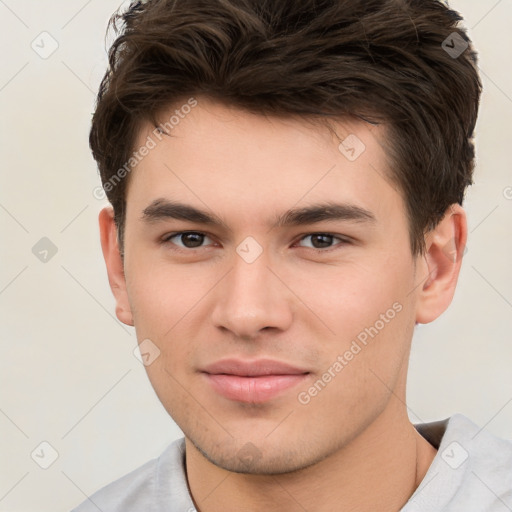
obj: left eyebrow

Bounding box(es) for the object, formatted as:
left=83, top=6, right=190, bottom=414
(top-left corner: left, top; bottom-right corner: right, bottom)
left=273, top=202, right=376, bottom=228
left=140, top=198, right=377, bottom=229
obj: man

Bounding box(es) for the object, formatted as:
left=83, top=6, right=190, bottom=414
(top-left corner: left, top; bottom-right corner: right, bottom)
left=73, top=0, right=512, bottom=510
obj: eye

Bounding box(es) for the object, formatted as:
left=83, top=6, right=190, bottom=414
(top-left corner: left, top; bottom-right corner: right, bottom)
left=296, top=233, right=347, bottom=250
left=160, top=231, right=349, bottom=252
left=162, top=231, right=214, bottom=249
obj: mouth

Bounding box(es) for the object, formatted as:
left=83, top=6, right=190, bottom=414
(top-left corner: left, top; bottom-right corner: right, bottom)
left=201, top=358, right=310, bottom=403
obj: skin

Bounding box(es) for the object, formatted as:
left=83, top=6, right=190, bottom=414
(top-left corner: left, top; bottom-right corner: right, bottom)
left=99, top=97, right=467, bottom=511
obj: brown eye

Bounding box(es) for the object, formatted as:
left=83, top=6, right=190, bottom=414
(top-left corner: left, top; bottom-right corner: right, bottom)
left=163, top=232, right=213, bottom=249
left=297, top=233, right=346, bottom=250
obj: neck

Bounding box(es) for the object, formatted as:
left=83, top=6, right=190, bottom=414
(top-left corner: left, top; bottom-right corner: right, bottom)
left=185, top=401, right=438, bottom=512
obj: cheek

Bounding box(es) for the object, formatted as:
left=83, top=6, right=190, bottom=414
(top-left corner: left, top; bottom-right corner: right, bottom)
left=125, top=254, right=213, bottom=332
left=290, top=254, right=411, bottom=334
left=289, top=253, right=416, bottom=391
left=296, top=299, right=414, bottom=428
left=125, top=257, right=208, bottom=372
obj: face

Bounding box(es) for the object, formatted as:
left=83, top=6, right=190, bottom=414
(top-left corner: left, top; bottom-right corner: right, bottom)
left=118, top=98, right=424, bottom=474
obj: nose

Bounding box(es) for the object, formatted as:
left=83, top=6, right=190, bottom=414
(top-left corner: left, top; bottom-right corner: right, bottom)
left=210, top=248, right=294, bottom=340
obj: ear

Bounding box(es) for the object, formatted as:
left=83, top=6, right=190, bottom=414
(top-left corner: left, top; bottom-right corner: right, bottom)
left=415, top=204, right=467, bottom=324
left=98, top=207, right=134, bottom=326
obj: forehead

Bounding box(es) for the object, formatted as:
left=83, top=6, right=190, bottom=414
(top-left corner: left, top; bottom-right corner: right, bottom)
left=126, top=98, right=403, bottom=229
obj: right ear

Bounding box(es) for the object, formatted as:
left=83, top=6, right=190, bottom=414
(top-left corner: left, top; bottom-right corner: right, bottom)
left=98, top=207, right=134, bottom=326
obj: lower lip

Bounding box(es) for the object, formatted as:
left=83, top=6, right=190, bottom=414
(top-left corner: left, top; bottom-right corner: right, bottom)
left=204, top=373, right=309, bottom=403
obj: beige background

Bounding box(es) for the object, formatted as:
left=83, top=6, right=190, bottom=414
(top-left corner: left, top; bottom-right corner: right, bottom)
left=0, top=1, right=511, bottom=511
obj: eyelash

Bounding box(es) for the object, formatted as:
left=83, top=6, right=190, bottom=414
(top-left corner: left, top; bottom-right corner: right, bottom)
left=160, top=231, right=350, bottom=253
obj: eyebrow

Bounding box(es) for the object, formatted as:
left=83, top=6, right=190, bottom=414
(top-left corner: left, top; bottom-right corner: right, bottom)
left=141, top=198, right=377, bottom=230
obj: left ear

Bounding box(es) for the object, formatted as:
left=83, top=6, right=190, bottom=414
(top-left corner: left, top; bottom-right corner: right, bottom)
left=415, top=204, right=467, bottom=324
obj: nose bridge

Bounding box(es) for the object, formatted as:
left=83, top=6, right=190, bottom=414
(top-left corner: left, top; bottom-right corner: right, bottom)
left=231, top=248, right=270, bottom=299
left=211, top=243, right=292, bottom=337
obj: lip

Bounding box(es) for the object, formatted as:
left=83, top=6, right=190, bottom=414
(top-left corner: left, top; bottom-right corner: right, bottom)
left=201, top=358, right=310, bottom=403
left=202, top=358, right=309, bottom=376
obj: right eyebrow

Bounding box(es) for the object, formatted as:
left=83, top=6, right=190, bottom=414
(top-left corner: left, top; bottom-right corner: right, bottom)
left=141, top=199, right=230, bottom=230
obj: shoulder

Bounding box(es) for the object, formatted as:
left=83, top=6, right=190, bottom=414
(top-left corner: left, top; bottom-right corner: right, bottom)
left=445, top=413, right=512, bottom=477
left=70, top=437, right=193, bottom=512
left=408, top=414, right=512, bottom=511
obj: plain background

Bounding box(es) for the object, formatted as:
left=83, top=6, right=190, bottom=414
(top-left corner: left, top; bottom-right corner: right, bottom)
left=0, top=1, right=511, bottom=511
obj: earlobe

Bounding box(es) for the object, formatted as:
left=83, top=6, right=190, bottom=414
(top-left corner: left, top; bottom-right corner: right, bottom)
left=98, top=207, right=134, bottom=326
left=415, top=204, right=467, bottom=324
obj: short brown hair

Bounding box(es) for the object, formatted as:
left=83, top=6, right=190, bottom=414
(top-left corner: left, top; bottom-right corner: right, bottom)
left=90, top=0, right=482, bottom=256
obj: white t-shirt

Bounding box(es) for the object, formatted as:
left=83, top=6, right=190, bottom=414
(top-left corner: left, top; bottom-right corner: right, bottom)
left=71, top=414, right=512, bottom=511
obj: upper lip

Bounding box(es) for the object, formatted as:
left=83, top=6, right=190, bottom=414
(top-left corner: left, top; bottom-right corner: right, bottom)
left=201, top=358, right=310, bottom=377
